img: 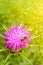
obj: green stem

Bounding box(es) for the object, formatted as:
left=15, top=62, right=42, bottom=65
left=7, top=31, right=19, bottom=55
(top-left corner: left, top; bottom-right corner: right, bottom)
left=0, top=48, right=7, bottom=52
left=0, top=34, right=3, bottom=38
left=20, top=53, right=32, bottom=65
left=1, top=24, right=7, bottom=31
left=31, top=35, right=40, bottom=40
left=4, top=53, right=11, bottom=64
left=19, top=22, right=23, bottom=28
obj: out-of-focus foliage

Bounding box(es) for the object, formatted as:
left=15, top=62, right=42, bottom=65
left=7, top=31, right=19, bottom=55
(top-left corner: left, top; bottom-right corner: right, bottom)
left=0, top=0, right=43, bottom=65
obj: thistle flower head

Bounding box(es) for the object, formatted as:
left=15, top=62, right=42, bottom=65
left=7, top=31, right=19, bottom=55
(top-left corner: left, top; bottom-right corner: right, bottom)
left=4, top=25, right=31, bottom=52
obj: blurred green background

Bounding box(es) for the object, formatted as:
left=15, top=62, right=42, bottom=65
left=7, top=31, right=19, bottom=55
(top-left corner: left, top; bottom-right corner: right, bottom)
left=0, top=0, right=43, bottom=65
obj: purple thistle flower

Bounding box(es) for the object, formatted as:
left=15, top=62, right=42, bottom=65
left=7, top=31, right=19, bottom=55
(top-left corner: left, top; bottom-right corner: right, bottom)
left=4, top=25, right=31, bottom=52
